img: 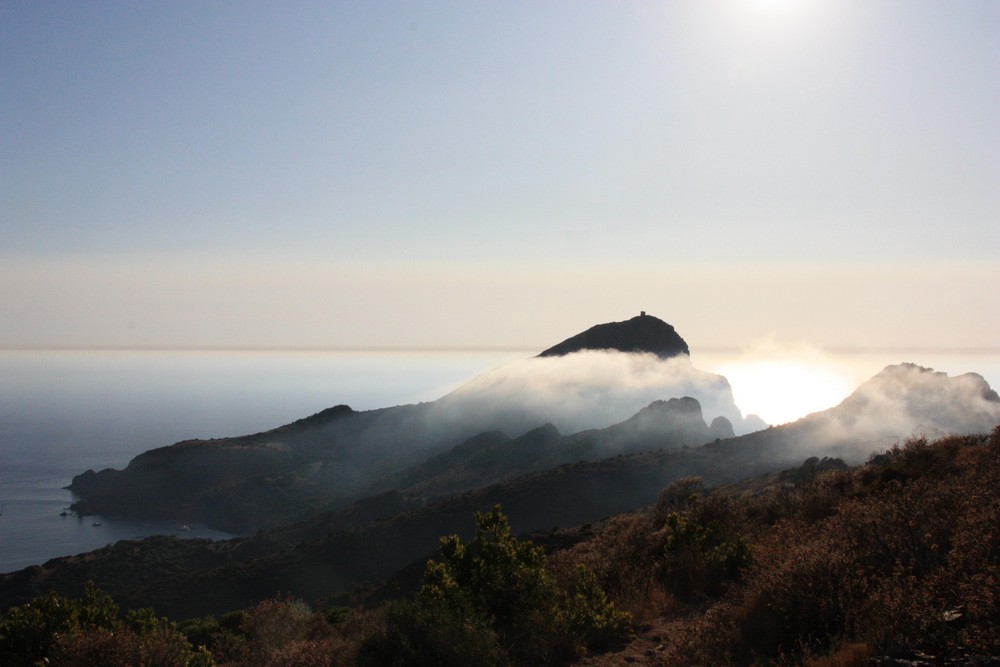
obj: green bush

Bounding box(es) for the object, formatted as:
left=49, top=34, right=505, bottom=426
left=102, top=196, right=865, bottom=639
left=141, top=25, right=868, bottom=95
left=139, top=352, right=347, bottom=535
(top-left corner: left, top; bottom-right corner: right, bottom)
left=0, top=581, right=211, bottom=667
left=357, top=595, right=505, bottom=667
left=360, top=505, right=631, bottom=666
left=0, top=591, right=81, bottom=667
left=659, top=507, right=751, bottom=600
left=561, top=564, right=633, bottom=652
left=0, top=581, right=123, bottom=667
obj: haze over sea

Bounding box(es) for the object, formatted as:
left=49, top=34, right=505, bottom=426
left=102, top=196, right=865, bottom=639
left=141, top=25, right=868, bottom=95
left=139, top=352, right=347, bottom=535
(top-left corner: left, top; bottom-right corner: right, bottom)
left=2, top=347, right=998, bottom=573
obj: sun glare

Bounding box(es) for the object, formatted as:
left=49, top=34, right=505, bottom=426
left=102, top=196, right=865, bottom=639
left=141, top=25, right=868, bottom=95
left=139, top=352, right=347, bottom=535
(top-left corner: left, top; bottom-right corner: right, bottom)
left=714, top=351, right=857, bottom=426
left=744, top=0, right=801, bottom=18
left=737, top=0, right=823, bottom=30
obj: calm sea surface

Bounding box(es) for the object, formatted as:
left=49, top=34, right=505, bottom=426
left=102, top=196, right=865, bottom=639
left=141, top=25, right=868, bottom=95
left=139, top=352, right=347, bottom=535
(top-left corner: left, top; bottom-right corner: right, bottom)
left=2, top=348, right=998, bottom=573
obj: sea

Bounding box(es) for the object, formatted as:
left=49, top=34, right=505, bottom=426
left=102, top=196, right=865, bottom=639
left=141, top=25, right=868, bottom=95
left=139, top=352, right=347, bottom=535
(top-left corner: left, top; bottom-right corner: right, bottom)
left=2, top=347, right=998, bottom=574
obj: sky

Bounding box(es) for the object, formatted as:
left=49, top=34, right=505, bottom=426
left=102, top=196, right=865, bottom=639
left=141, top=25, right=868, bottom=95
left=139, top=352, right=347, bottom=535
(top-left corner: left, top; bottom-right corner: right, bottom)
left=2, top=0, right=998, bottom=351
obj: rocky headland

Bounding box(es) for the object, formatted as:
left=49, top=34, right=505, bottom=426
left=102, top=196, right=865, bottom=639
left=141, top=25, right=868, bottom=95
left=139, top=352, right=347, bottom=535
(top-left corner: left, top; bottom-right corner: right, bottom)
left=40, top=316, right=999, bottom=619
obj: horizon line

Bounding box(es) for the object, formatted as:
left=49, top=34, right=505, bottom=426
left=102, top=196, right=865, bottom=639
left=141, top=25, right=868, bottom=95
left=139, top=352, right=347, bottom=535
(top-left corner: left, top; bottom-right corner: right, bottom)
left=3, top=345, right=1000, bottom=355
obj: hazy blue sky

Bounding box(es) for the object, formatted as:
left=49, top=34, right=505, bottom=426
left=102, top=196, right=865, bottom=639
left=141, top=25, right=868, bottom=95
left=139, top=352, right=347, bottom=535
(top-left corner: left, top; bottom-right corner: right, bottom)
left=2, top=1, right=998, bottom=350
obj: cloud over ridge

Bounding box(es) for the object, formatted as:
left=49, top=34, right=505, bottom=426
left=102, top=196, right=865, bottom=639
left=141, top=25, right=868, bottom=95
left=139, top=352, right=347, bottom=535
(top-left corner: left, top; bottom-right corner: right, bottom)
left=430, top=349, right=761, bottom=438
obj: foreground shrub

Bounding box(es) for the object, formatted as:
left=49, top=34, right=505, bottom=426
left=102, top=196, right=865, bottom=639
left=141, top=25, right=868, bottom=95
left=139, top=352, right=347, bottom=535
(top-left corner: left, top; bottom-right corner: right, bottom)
left=51, top=625, right=214, bottom=667
left=360, top=505, right=631, bottom=666
left=549, top=512, right=664, bottom=619
left=561, top=564, right=634, bottom=652
left=659, top=507, right=751, bottom=600
left=209, top=597, right=371, bottom=667
left=0, top=592, right=79, bottom=666
left=0, top=581, right=212, bottom=667
left=357, top=595, right=505, bottom=667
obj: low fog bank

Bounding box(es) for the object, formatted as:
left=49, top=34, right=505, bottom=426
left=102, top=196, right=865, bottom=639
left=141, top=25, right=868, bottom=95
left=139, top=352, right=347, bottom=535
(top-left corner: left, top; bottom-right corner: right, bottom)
left=828, top=363, right=1000, bottom=443
left=427, top=350, right=764, bottom=439
left=62, top=354, right=1000, bottom=537
left=758, top=363, right=1000, bottom=465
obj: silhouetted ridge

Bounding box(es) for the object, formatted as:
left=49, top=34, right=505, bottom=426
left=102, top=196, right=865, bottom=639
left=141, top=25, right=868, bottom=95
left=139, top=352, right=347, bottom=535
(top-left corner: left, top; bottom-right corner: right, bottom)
left=538, top=313, right=690, bottom=359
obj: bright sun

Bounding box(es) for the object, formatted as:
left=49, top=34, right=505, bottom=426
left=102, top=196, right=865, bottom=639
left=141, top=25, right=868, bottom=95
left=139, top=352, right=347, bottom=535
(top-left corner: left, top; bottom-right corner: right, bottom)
left=715, top=355, right=857, bottom=427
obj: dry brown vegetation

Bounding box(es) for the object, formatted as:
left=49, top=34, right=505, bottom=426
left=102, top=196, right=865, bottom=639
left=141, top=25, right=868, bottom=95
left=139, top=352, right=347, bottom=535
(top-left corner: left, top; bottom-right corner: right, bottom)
left=560, top=426, right=1000, bottom=665
left=3, top=427, right=998, bottom=666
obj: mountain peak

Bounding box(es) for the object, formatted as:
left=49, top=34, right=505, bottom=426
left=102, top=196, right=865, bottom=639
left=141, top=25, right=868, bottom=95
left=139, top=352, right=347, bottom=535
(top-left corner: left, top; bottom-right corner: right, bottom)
left=537, top=313, right=690, bottom=359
